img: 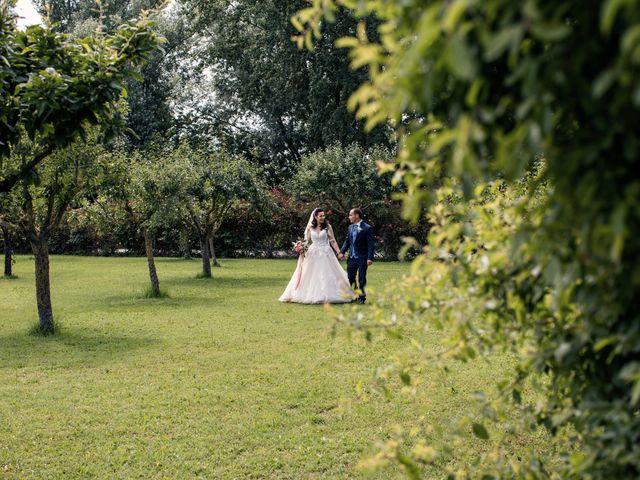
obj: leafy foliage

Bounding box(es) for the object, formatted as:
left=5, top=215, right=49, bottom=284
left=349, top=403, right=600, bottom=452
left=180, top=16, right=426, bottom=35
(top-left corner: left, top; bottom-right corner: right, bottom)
left=124, top=8, right=189, bottom=145
left=2, top=133, right=113, bottom=332
left=34, top=0, right=162, bottom=33
left=13, top=136, right=110, bottom=243
left=296, top=0, right=640, bottom=477
left=177, top=0, right=391, bottom=181
left=180, top=148, right=270, bottom=225
left=33, top=0, right=188, bottom=146
left=0, top=2, right=163, bottom=193
left=123, top=144, right=188, bottom=234
left=167, top=143, right=271, bottom=275
left=287, top=143, right=393, bottom=217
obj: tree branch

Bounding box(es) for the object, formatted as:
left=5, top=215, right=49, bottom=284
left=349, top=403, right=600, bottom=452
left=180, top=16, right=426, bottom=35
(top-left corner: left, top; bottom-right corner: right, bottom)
left=0, top=145, right=55, bottom=194
left=19, top=183, right=39, bottom=244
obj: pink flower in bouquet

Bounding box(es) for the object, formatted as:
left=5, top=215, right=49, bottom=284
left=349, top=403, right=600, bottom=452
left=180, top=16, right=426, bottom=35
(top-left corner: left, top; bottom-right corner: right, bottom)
left=292, top=238, right=309, bottom=254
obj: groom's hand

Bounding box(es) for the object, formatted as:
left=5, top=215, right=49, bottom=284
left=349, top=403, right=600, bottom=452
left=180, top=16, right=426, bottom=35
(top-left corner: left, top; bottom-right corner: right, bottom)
left=367, top=260, right=373, bottom=266
left=338, top=253, right=345, bottom=260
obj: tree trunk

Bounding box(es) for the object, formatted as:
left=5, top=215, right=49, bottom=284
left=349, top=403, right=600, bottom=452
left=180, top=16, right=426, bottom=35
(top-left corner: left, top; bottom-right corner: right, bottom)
left=31, top=237, right=54, bottom=332
left=144, top=229, right=160, bottom=296
left=208, top=236, right=221, bottom=267
left=2, top=225, right=12, bottom=277
left=200, top=236, right=211, bottom=278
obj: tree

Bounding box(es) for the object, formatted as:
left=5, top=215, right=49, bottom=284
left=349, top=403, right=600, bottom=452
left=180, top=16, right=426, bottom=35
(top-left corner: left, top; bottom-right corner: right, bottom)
left=0, top=4, right=162, bottom=193
left=177, top=0, right=391, bottom=181
left=124, top=9, right=188, bottom=146
left=287, top=143, right=396, bottom=240
left=288, top=143, right=393, bottom=217
left=0, top=222, right=12, bottom=276
left=123, top=144, right=187, bottom=296
left=173, top=144, right=270, bottom=277
left=34, top=0, right=161, bottom=33
left=0, top=190, right=20, bottom=277
left=33, top=0, right=192, bottom=146
left=297, top=1, right=640, bottom=478
left=6, top=137, right=107, bottom=332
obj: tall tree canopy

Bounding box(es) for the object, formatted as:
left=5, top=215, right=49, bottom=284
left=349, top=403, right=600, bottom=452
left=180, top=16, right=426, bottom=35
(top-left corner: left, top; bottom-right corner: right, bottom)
left=178, top=0, right=391, bottom=180
left=34, top=0, right=160, bottom=33
left=33, top=0, right=190, bottom=145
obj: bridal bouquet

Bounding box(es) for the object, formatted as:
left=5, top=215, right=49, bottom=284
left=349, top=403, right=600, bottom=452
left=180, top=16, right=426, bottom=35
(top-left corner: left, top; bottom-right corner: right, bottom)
left=292, top=238, right=309, bottom=255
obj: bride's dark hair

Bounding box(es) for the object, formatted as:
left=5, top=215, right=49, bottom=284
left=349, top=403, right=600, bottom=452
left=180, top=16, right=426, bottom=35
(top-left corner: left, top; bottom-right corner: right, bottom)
left=311, top=208, right=328, bottom=230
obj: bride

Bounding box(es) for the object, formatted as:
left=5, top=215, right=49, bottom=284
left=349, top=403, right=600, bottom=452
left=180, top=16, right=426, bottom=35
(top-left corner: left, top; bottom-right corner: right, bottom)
left=279, top=208, right=354, bottom=304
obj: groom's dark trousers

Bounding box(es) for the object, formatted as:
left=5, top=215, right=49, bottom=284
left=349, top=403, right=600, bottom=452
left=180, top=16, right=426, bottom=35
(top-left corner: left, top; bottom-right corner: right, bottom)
left=347, top=257, right=369, bottom=296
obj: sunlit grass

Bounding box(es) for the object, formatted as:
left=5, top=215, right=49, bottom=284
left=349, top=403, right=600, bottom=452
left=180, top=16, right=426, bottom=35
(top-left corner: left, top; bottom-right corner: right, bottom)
left=0, top=255, right=525, bottom=478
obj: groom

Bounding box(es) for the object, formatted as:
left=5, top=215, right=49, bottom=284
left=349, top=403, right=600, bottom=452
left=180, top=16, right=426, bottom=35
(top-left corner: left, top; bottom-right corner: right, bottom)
left=338, top=208, right=374, bottom=304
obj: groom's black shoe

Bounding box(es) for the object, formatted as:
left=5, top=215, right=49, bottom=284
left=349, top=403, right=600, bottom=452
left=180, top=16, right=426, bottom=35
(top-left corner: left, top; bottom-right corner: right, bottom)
left=357, top=296, right=366, bottom=304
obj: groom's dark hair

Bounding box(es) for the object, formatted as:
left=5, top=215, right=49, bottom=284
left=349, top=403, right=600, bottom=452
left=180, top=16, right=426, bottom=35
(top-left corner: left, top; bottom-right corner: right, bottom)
left=353, top=208, right=363, bottom=219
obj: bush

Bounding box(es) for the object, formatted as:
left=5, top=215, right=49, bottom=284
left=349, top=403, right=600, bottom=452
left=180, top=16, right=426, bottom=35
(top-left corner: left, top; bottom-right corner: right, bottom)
left=297, top=0, right=640, bottom=477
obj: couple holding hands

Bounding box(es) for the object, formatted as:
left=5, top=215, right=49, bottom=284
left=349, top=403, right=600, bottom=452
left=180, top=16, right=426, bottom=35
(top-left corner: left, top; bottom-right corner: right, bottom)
left=279, top=207, right=374, bottom=305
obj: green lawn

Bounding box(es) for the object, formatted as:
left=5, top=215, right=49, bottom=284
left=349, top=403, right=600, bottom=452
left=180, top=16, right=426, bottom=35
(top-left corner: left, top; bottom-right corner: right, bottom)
left=0, top=256, right=512, bottom=479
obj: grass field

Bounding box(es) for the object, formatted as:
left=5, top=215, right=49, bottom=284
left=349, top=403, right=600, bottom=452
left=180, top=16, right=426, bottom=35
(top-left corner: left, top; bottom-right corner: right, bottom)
left=0, top=256, right=515, bottom=479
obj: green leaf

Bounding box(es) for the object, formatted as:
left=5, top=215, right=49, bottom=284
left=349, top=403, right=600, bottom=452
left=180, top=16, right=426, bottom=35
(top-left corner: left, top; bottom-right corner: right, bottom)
left=442, top=0, right=478, bottom=33
left=290, top=15, right=303, bottom=32
left=444, top=34, right=477, bottom=81
left=472, top=422, right=489, bottom=440
left=465, top=78, right=483, bottom=106
left=610, top=203, right=627, bottom=262
left=601, top=0, right=629, bottom=34
left=397, top=453, right=422, bottom=480
left=335, top=36, right=359, bottom=49
left=631, top=380, right=640, bottom=406
left=621, top=24, right=640, bottom=53
left=484, top=25, right=522, bottom=61
left=592, top=69, right=617, bottom=98
left=530, top=22, right=571, bottom=42
left=512, top=388, right=522, bottom=404
left=593, top=336, right=618, bottom=352
left=304, top=30, right=314, bottom=52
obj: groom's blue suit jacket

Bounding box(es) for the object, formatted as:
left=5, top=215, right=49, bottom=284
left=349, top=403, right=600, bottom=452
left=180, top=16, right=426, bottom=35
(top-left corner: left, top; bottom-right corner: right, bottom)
left=341, top=222, right=375, bottom=261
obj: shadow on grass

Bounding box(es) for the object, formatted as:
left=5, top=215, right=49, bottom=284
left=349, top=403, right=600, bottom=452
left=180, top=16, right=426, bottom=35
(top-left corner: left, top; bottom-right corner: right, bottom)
left=98, top=271, right=287, bottom=310
left=194, top=273, right=213, bottom=279
left=69, top=267, right=356, bottom=313
left=164, top=274, right=282, bottom=290
left=99, top=294, right=212, bottom=310
left=141, top=286, right=171, bottom=298
left=0, top=329, right=158, bottom=369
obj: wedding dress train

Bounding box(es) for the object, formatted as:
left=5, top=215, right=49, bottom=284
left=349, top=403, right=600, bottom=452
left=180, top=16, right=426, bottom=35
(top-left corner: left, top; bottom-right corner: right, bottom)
left=279, top=228, right=354, bottom=304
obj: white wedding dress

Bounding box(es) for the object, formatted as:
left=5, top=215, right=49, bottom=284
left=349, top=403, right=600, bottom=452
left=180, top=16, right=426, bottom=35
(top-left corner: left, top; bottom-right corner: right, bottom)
left=279, top=227, right=354, bottom=304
